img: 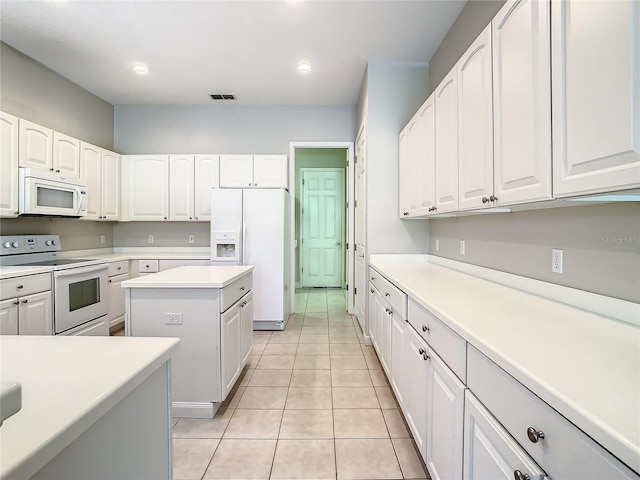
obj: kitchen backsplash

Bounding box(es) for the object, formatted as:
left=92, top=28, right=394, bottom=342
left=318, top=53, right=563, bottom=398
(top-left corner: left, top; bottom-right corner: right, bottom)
left=113, top=222, right=210, bottom=248
left=0, top=218, right=114, bottom=251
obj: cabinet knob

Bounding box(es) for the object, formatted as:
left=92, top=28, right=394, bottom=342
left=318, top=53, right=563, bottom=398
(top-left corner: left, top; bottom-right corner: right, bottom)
left=189, top=217, right=193, bottom=220
left=55, top=169, right=60, bottom=173
left=482, top=196, right=489, bottom=204
left=164, top=217, right=168, bottom=220
left=254, top=183, right=258, bottom=186
left=117, top=266, right=122, bottom=270
left=422, top=325, right=429, bottom=333
left=385, top=307, right=392, bottom=314
left=384, top=292, right=390, bottom=297
left=370, top=289, right=374, bottom=294
left=248, top=183, right=252, bottom=186
left=419, top=348, right=425, bottom=355
left=17, top=285, right=23, bottom=290
left=194, top=217, right=198, bottom=220
left=490, top=194, right=498, bottom=202
left=403, top=212, right=409, bottom=216
left=108, top=279, right=112, bottom=283
left=513, top=470, right=530, bottom=480
left=423, top=353, right=430, bottom=361
left=240, top=301, right=246, bottom=307
left=240, top=286, right=245, bottom=291
left=526, top=427, right=545, bottom=443
left=21, top=299, right=28, bottom=303
left=12, top=300, right=19, bottom=305
left=49, top=167, right=54, bottom=171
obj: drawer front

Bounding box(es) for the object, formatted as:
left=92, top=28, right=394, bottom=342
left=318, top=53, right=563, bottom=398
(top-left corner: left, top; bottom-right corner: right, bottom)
left=1, top=273, right=51, bottom=300
left=467, top=346, right=638, bottom=479
left=108, top=260, right=129, bottom=277
left=221, top=274, right=253, bottom=313
left=370, top=268, right=407, bottom=320
left=137, top=259, right=159, bottom=273
left=408, top=298, right=466, bottom=382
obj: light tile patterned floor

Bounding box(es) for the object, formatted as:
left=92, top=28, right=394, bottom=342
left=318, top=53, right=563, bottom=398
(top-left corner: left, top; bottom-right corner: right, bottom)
left=171, top=288, right=430, bottom=480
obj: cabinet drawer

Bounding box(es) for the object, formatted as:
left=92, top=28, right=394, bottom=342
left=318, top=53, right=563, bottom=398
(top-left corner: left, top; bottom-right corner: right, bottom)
left=108, top=260, right=129, bottom=277
left=221, top=274, right=252, bottom=313
left=369, top=268, right=407, bottom=320
left=1, top=273, right=51, bottom=300
left=467, top=346, right=638, bottom=479
left=137, top=260, right=159, bottom=273
left=408, top=298, right=466, bottom=382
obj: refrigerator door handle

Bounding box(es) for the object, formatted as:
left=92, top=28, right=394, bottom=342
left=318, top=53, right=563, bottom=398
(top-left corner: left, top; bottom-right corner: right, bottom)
left=242, top=221, right=247, bottom=264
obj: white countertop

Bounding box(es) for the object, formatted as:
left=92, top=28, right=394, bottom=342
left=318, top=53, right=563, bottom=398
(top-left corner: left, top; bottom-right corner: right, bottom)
left=0, top=265, right=52, bottom=280
left=0, top=336, right=179, bottom=480
left=369, top=254, right=640, bottom=474
left=122, top=265, right=253, bottom=289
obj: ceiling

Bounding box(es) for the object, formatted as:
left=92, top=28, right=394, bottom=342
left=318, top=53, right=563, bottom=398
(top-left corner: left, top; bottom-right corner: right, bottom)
left=0, top=0, right=465, bottom=107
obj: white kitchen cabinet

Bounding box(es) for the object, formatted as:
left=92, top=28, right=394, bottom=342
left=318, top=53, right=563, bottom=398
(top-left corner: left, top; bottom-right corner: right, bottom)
left=0, top=111, right=19, bottom=218
left=398, top=127, right=411, bottom=218
left=0, top=298, right=19, bottom=334
left=402, top=324, right=429, bottom=461
left=18, top=119, right=53, bottom=171
left=221, top=301, right=242, bottom=398
left=457, top=25, right=494, bottom=211
left=426, top=348, right=466, bottom=480
left=169, top=154, right=218, bottom=221
left=464, top=391, right=548, bottom=480
left=434, top=67, right=459, bottom=214
left=219, top=154, right=287, bottom=188
left=368, top=282, right=381, bottom=357
left=108, top=273, right=128, bottom=330
left=17, top=291, right=53, bottom=335
left=552, top=0, right=640, bottom=197
left=52, top=131, right=81, bottom=177
left=492, top=0, right=552, bottom=206
left=240, top=291, right=253, bottom=366
left=80, top=142, right=120, bottom=221
left=0, top=273, right=52, bottom=336
left=121, top=155, right=169, bottom=221
left=390, top=311, right=405, bottom=408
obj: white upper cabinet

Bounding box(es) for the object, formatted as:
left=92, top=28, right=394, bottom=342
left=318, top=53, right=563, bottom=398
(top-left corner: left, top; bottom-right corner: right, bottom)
left=122, top=155, right=170, bottom=221
left=398, top=127, right=411, bottom=217
left=53, top=132, right=81, bottom=177
left=101, top=150, right=120, bottom=220
left=194, top=154, right=219, bottom=221
left=19, top=119, right=53, bottom=171
left=552, top=0, right=640, bottom=197
left=435, top=68, right=459, bottom=213
left=457, top=25, right=494, bottom=211
left=169, top=154, right=218, bottom=221
left=219, top=154, right=287, bottom=188
left=493, top=0, right=552, bottom=205
left=81, top=143, right=120, bottom=221
left=0, top=112, right=19, bottom=218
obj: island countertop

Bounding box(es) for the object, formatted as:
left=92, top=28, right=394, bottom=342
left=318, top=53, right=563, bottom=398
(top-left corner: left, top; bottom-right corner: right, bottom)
left=0, top=336, right=179, bottom=480
left=121, top=265, right=254, bottom=289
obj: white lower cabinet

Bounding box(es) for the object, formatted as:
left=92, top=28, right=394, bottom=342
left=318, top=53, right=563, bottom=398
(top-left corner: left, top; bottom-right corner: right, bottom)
left=368, top=282, right=381, bottom=356
left=426, top=348, right=466, bottom=480
left=0, top=273, right=53, bottom=335
left=390, top=311, right=406, bottom=408
left=221, top=289, right=253, bottom=399
left=240, top=292, right=253, bottom=366
left=108, top=273, right=128, bottom=329
left=464, top=391, right=548, bottom=480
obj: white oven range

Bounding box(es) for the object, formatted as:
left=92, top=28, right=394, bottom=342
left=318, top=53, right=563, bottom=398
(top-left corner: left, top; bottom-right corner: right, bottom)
left=0, top=235, right=109, bottom=336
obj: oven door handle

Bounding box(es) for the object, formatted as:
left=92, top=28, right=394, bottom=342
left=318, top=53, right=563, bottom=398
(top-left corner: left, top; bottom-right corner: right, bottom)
left=53, top=264, right=108, bottom=278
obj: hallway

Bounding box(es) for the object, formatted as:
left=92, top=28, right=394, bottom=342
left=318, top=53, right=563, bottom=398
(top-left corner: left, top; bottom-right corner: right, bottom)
left=170, top=288, right=430, bottom=479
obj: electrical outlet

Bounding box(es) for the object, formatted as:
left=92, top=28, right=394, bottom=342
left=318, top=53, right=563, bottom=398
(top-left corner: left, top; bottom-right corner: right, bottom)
left=166, top=313, right=183, bottom=325
left=552, top=248, right=563, bottom=274
left=100, top=235, right=106, bottom=244
left=148, top=235, right=154, bottom=244
left=460, top=240, right=466, bottom=255
left=435, top=239, right=440, bottom=251
left=188, top=234, right=195, bottom=244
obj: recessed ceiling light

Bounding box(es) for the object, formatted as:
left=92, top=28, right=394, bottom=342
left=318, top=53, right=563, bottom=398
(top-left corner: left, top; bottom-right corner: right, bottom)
left=298, top=62, right=311, bottom=73
left=133, top=64, right=148, bottom=74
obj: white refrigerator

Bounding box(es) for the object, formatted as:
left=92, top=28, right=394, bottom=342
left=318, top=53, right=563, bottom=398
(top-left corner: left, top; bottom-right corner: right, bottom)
left=211, top=188, right=291, bottom=330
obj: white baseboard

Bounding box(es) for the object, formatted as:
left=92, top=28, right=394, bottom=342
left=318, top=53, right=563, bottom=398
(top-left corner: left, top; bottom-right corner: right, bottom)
left=172, top=401, right=220, bottom=419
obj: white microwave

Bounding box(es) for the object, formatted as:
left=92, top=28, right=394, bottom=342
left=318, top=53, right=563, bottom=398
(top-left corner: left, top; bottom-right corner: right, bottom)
left=19, top=168, right=87, bottom=217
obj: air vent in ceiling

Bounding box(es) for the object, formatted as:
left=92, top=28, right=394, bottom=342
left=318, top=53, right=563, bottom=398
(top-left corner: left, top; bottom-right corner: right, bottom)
left=210, top=94, right=236, bottom=101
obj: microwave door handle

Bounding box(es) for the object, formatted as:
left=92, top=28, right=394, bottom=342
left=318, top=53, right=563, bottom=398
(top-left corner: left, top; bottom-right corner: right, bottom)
left=54, top=264, right=108, bottom=278
left=75, top=186, right=84, bottom=215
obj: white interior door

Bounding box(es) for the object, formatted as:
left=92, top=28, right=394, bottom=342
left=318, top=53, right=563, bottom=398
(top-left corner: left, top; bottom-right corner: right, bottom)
left=301, top=169, right=345, bottom=287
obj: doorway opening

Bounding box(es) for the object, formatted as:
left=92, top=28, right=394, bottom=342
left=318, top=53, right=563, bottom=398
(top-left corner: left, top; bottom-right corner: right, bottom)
left=289, top=142, right=355, bottom=314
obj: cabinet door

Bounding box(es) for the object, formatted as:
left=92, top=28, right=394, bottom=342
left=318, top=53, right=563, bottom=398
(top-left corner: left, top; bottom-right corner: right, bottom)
left=123, top=155, right=169, bottom=221
left=221, top=304, right=241, bottom=399
left=493, top=0, right=552, bottom=205
left=101, top=150, right=120, bottom=220
left=194, top=154, right=219, bottom=221
left=0, top=112, right=19, bottom=217
left=390, top=312, right=405, bottom=408
left=464, top=391, right=548, bottom=480
left=552, top=0, right=640, bottom=197
left=458, top=25, right=494, bottom=211
left=108, top=273, right=128, bottom=328
left=417, top=95, right=436, bottom=214
left=240, top=292, right=254, bottom=366
left=426, top=349, right=465, bottom=480
left=434, top=68, right=459, bottom=213
left=0, top=298, right=19, bottom=334
left=53, top=132, right=81, bottom=177
left=219, top=155, right=253, bottom=188
left=253, top=155, right=288, bottom=188
left=18, top=290, right=53, bottom=335
left=19, top=119, right=53, bottom=170
left=398, top=126, right=411, bottom=217
left=380, top=304, right=392, bottom=377
left=80, top=142, right=102, bottom=220
left=402, top=325, right=429, bottom=461
left=368, top=283, right=380, bottom=353
left=169, top=155, right=195, bottom=221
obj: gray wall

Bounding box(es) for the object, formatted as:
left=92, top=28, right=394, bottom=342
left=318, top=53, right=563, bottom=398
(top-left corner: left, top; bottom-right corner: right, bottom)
left=0, top=42, right=114, bottom=149
left=424, top=0, right=639, bottom=303
left=114, top=105, right=356, bottom=154
left=364, top=63, right=430, bottom=254
left=0, top=218, right=114, bottom=251
left=113, top=222, right=211, bottom=248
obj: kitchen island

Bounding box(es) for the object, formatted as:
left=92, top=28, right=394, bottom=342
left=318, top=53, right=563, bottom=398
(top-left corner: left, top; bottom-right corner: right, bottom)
left=123, top=265, right=254, bottom=418
left=0, top=335, right=178, bottom=480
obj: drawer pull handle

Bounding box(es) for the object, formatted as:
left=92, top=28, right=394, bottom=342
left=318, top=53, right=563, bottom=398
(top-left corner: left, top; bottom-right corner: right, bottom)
left=370, top=288, right=374, bottom=294
left=240, top=301, right=246, bottom=307
left=385, top=307, right=392, bottom=314
left=21, top=299, right=28, bottom=303
left=17, top=285, right=24, bottom=289
left=117, top=266, right=122, bottom=270
left=423, top=353, right=430, bottom=361
left=422, top=325, right=429, bottom=333
left=526, top=427, right=545, bottom=443
left=513, top=470, right=530, bottom=480
left=418, top=348, right=425, bottom=355
left=384, top=292, right=390, bottom=297
left=13, top=300, right=19, bottom=305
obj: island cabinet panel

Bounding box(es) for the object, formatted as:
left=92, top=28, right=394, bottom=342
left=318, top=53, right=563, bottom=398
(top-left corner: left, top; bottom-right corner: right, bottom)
left=221, top=304, right=242, bottom=398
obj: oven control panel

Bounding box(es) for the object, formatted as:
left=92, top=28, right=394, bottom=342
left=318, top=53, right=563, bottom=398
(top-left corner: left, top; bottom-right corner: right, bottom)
left=0, top=235, right=61, bottom=255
